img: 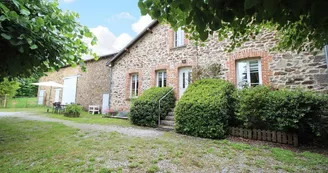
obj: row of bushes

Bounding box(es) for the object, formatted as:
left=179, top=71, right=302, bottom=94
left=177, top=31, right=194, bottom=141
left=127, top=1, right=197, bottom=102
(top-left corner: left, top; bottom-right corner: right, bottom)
left=130, top=87, right=175, bottom=127
left=175, top=79, right=328, bottom=143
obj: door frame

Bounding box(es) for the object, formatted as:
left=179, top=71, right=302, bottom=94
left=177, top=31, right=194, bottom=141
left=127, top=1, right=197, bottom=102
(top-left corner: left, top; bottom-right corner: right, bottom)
left=178, top=66, right=192, bottom=98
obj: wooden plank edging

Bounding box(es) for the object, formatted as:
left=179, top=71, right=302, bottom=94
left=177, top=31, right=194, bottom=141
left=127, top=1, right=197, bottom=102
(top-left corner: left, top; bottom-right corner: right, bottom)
left=228, top=127, right=298, bottom=146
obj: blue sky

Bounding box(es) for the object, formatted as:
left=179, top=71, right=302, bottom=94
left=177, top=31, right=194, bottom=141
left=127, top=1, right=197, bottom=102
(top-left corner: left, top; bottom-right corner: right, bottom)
left=58, top=0, right=153, bottom=58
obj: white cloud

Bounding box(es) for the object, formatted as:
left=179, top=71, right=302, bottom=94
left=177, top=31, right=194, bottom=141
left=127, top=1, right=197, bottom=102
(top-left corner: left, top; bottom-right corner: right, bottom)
left=113, top=33, right=133, bottom=50
left=131, top=14, right=154, bottom=34
left=82, top=25, right=132, bottom=60
left=108, top=12, right=136, bottom=22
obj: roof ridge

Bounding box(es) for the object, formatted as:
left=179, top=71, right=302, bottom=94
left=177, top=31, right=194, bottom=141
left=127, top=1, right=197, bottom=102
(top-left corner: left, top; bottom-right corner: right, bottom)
left=106, top=20, right=159, bottom=66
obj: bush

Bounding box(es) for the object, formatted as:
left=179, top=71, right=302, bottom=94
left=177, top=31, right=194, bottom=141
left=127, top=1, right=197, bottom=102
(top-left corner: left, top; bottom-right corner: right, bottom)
left=130, top=87, right=175, bottom=127
left=235, top=86, right=272, bottom=129
left=175, top=79, right=236, bottom=139
left=236, top=86, right=328, bottom=142
left=64, top=104, right=82, bottom=117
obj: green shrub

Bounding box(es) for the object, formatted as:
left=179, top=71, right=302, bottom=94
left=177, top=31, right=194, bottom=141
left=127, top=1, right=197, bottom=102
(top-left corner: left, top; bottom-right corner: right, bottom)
left=236, top=86, right=328, bottom=141
left=235, top=86, right=272, bottom=129
left=130, top=87, right=175, bottom=127
left=175, top=79, right=236, bottom=139
left=64, top=104, right=82, bottom=118
left=267, top=89, right=327, bottom=136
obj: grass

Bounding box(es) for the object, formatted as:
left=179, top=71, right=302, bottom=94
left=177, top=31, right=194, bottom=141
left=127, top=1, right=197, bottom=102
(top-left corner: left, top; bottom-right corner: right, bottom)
left=0, top=107, right=133, bottom=127
left=5, top=97, right=38, bottom=108
left=0, top=118, right=327, bottom=172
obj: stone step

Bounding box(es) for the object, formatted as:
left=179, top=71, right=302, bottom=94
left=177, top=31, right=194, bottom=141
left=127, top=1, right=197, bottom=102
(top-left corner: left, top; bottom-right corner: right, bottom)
left=168, top=111, right=174, bottom=116
left=161, top=120, right=174, bottom=126
left=165, top=115, right=174, bottom=121
left=157, top=125, right=174, bottom=131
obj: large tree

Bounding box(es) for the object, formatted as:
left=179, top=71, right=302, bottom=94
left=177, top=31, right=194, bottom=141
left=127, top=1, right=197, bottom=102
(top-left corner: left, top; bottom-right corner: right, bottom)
left=0, top=0, right=97, bottom=79
left=139, top=0, right=328, bottom=52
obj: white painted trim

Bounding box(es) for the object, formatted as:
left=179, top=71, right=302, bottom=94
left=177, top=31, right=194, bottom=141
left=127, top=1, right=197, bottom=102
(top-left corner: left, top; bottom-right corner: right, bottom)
left=130, top=74, right=138, bottom=98
left=63, top=75, right=81, bottom=79
left=236, top=59, right=262, bottom=88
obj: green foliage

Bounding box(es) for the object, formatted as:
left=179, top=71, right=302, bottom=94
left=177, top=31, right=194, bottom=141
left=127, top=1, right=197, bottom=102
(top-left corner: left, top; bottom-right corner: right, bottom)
left=64, top=104, right=82, bottom=118
left=236, top=86, right=328, bottom=141
left=175, top=79, right=236, bottom=139
left=146, top=165, right=160, bottom=173
left=139, top=0, right=328, bottom=53
left=130, top=87, right=175, bottom=127
left=5, top=97, right=38, bottom=108
left=0, top=0, right=97, bottom=78
left=16, top=76, right=40, bottom=97
left=0, top=78, right=20, bottom=98
left=235, top=86, right=272, bottom=129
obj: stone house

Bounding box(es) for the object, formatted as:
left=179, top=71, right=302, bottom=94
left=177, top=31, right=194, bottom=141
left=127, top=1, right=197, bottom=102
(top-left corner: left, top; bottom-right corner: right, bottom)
left=38, top=53, right=115, bottom=112
left=106, top=21, right=328, bottom=111
left=38, top=21, right=328, bottom=113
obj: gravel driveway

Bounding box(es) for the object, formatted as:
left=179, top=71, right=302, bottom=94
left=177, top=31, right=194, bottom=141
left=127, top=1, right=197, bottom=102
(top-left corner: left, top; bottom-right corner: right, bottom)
left=0, top=112, right=163, bottom=138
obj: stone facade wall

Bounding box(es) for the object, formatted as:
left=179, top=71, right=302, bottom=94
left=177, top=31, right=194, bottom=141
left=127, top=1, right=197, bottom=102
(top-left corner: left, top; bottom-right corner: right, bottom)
left=109, top=24, right=328, bottom=111
left=38, top=57, right=112, bottom=109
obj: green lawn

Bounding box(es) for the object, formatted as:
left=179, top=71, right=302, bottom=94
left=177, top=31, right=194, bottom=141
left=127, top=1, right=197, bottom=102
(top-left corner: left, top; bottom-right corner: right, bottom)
left=3, top=97, right=39, bottom=108
left=0, top=118, right=327, bottom=173
left=0, top=107, right=132, bottom=127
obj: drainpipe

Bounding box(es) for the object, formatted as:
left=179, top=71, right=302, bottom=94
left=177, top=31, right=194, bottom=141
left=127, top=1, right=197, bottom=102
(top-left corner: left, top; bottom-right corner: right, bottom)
left=107, top=63, right=113, bottom=109
left=325, top=45, right=328, bottom=69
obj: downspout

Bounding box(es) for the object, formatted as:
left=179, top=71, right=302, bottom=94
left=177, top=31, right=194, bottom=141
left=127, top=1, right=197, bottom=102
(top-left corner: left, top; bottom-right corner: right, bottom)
left=107, top=63, right=113, bottom=109
left=325, top=45, right=328, bottom=69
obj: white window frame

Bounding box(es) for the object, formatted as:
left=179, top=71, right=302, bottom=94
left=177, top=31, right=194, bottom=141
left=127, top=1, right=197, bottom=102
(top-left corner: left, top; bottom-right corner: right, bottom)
left=174, top=28, right=184, bottom=47
left=236, top=59, right=262, bottom=89
left=130, top=74, right=139, bottom=98
left=156, top=70, right=167, bottom=87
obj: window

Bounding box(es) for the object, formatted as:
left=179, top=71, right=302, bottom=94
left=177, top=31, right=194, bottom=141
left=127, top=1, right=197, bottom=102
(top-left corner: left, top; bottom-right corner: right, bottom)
left=236, top=59, right=262, bottom=88
left=130, top=74, right=139, bottom=97
left=174, top=28, right=184, bottom=47
left=156, top=70, right=167, bottom=87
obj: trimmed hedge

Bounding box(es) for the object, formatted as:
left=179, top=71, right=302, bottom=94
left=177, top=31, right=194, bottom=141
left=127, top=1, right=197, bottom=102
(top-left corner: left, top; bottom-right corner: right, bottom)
left=236, top=86, right=328, bottom=142
left=175, top=79, right=236, bottom=139
left=130, top=87, right=175, bottom=127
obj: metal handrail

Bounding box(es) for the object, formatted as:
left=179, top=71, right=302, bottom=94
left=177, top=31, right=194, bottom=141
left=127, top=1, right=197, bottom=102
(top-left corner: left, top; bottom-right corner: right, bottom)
left=158, top=87, right=175, bottom=126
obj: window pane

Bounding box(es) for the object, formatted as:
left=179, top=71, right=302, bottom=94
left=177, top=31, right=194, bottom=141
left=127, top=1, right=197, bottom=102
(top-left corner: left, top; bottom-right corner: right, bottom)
left=135, top=76, right=138, bottom=96
left=236, top=61, right=248, bottom=88
left=158, top=72, right=163, bottom=87
left=250, top=73, right=259, bottom=84
left=249, top=60, right=260, bottom=85
left=249, top=60, right=259, bottom=73
left=131, top=74, right=138, bottom=97
left=174, top=32, right=178, bottom=47
left=180, top=29, right=184, bottom=46
left=163, top=72, right=167, bottom=87
left=175, top=28, right=184, bottom=47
